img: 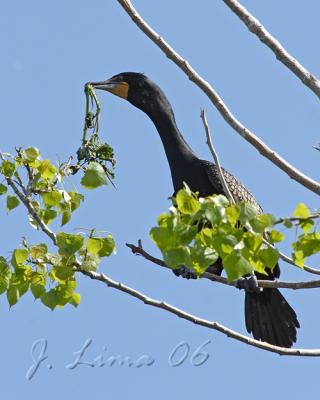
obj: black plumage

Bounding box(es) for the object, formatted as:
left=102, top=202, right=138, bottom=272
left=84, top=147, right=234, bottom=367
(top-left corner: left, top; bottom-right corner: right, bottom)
left=92, top=72, right=299, bottom=348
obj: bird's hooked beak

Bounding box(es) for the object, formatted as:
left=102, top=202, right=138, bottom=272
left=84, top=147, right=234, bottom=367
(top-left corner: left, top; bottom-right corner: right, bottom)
left=89, top=79, right=129, bottom=99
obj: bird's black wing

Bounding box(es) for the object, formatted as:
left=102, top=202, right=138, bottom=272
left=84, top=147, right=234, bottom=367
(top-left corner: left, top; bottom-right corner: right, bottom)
left=201, top=160, right=263, bottom=211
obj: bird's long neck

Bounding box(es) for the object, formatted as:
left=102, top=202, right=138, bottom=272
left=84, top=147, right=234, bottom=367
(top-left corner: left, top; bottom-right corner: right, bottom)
left=146, top=106, right=198, bottom=188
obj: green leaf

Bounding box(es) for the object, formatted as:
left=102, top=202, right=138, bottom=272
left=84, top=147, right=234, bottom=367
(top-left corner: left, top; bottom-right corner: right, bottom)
left=41, top=209, right=58, bottom=225
left=81, top=254, right=101, bottom=272
left=55, top=281, right=77, bottom=306
left=163, top=247, right=192, bottom=269
left=7, top=286, right=19, bottom=307
left=223, top=253, right=253, bottom=282
left=150, top=226, right=175, bottom=250
left=86, top=238, right=103, bottom=254
left=211, top=234, right=239, bottom=257
left=197, top=228, right=213, bottom=247
left=38, top=159, right=57, bottom=181
left=238, top=202, right=259, bottom=225
left=7, top=270, right=29, bottom=306
left=0, top=257, right=11, bottom=294
left=174, top=224, right=197, bottom=246
left=258, top=248, right=279, bottom=270
left=56, top=232, right=84, bottom=256
left=283, top=219, right=293, bottom=229
left=204, top=202, right=225, bottom=225
left=300, top=219, right=314, bottom=234
left=243, top=233, right=263, bottom=252
left=69, top=292, right=81, bottom=307
left=12, top=248, right=29, bottom=265
left=100, top=236, right=116, bottom=256
left=69, top=192, right=84, bottom=211
left=30, top=243, right=48, bottom=259
left=42, top=191, right=62, bottom=207
left=226, top=205, right=240, bottom=226
left=81, top=162, right=107, bottom=189
left=21, top=147, right=40, bottom=162
left=30, top=272, right=46, bottom=299
left=7, top=195, right=20, bottom=211
left=250, top=214, right=276, bottom=233
left=86, top=235, right=116, bottom=257
left=293, top=203, right=310, bottom=219
left=175, top=188, right=200, bottom=215
left=31, top=283, right=46, bottom=299
left=157, top=212, right=174, bottom=228
left=41, top=289, right=59, bottom=310
left=1, top=160, right=16, bottom=178
left=292, top=232, right=320, bottom=261
left=52, top=264, right=74, bottom=281
left=190, top=245, right=218, bottom=276
left=269, top=230, right=285, bottom=244
left=292, top=250, right=305, bottom=268
left=61, top=210, right=71, bottom=226
left=0, top=183, right=7, bottom=195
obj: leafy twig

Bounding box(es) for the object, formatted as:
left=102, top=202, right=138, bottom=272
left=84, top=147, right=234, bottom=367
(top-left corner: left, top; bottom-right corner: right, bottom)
left=275, top=214, right=320, bottom=226
left=126, top=241, right=320, bottom=289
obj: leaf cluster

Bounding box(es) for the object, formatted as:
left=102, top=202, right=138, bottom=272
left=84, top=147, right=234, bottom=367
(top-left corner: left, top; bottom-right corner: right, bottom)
left=72, top=84, right=116, bottom=187
left=150, top=185, right=319, bottom=281
left=0, top=147, right=116, bottom=309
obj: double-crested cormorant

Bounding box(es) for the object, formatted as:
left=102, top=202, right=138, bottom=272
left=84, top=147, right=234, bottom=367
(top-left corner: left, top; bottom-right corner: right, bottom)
left=91, top=72, right=299, bottom=348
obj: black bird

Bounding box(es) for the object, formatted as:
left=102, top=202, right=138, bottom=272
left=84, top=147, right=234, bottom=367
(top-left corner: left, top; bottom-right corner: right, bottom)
left=91, top=72, right=300, bottom=348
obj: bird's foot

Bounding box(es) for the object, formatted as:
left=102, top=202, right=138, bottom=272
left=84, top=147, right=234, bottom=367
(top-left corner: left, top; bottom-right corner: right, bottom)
left=235, top=274, right=262, bottom=293
left=172, top=266, right=197, bottom=280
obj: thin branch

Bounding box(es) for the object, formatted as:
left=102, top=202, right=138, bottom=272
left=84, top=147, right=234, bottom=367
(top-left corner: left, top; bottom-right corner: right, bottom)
left=116, top=0, right=320, bottom=195
left=8, top=177, right=57, bottom=245
left=126, top=242, right=320, bottom=289
left=275, top=214, right=320, bottom=225
left=200, top=109, right=235, bottom=205
left=76, top=265, right=320, bottom=356
left=223, top=0, right=320, bottom=98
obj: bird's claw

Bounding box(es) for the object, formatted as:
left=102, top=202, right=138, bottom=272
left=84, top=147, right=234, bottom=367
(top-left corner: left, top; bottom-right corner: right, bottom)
left=172, top=266, right=197, bottom=280
left=235, top=274, right=262, bottom=293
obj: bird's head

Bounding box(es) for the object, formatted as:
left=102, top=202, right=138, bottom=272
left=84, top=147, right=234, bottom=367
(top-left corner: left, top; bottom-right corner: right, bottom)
left=90, top=72, right=174, bottom=118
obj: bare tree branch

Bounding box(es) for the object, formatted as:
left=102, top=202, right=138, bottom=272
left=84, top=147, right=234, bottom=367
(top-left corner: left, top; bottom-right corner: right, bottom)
left=223, top=0, right=320, bottom=98
left=126, top=242, right=320, bottom=289
left=116, top=0, right=320, bottom=195
left=200, top=109, right=235, bottom=205
left=77, top=265, right=320, bottom=356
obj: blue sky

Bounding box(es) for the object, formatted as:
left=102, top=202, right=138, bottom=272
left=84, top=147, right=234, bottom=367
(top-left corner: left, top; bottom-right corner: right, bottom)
left=1, top=0, right=320, bottom=398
